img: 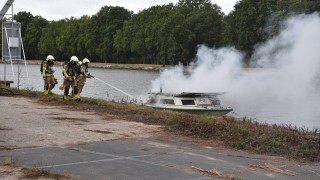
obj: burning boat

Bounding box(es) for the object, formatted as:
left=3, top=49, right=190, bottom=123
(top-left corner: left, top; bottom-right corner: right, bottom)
left=142, top=92, right=233, bottom=115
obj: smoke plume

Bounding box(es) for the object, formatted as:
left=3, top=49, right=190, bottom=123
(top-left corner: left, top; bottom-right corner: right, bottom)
left=150, top=13, right=320, bottom=129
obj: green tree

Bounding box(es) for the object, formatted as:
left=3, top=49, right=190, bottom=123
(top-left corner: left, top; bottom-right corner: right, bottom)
left=176, top=0, right=224, bottom=61
left=13, top=11, right=33, bottom=37
left=177, top=0, right=212, bottom=9
left=115, top=5, right=176, bottom=64
left=56, top=17, right=81, bottom=58
left=23, top=16, right=48, bottom=60
left=223, top=0, right=319, bottom=65
left=116, top=4, right=194, bottom=65
left=264, top=0, right=320, bottom=39
left=185, top=4, right=224, bottom=47
left=223, top=0, right=277, bottom=63
left=11, top=0, right=319, bottom=64
left=277, top=0, right=320, bottom=14
left=74, top=16, right=91, bottom=59
left=38, top=20, right=68, bottom=60
left=87, top=6, right=132, bottom=62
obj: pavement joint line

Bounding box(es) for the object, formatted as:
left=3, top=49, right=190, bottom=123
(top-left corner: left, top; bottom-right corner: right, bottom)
left=63, top=146, right=208, bottom=174
left=306, top=169, right=320, bottom=177
left=36, top=146, right=182, bottom=169
left=65, top=147, right=121, bottom=158
left=66, top=146, right=180, bottom=159
left=150, top=140, right=240, bottom=158
left=37, top=151, right=183, bottom=170
left=2, top=143, right=252, bottom=173
left=37, top=157, right=125, bottom=169
left=58, top=146, right=247, bottom=177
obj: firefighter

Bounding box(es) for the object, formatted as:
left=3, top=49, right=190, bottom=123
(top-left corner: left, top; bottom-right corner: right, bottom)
left=59, top=59, right=70, bottom=90
left=82, top=58, right=90, bottom=73
left=63, top=56, right=80, bottom=100
left=41, top=55, right=58, bottom=95
left=77, top=58, right=94, bottom=94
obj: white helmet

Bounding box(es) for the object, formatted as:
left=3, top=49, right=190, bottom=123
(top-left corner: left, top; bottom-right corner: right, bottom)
left=46, top=55, right=55, bottom=60
left=83, top=58, right=90, bottom=63
left=70, top=56, right=79, bottom=62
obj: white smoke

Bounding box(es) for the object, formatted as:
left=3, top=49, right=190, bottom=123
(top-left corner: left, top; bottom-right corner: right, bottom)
left=150, top=13, right=320, bottom=129
left=151, top=47, right=244, bottom=93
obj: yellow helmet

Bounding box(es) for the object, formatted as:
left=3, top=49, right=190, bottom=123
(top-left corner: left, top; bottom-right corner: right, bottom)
left=46, top=55, right=55, bottom=60
left=83, top=58, right=90, bottom=63
left=70, top=56, right=79, bottom=62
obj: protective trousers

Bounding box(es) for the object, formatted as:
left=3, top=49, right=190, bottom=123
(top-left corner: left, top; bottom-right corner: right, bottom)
left=64, top=77, right=80, bottom=100
left=76, top=75, right=86, bottom=94
left=43, top=76, right=57, bottom=94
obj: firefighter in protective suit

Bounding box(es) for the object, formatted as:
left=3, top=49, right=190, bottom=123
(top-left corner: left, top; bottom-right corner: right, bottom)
left=59, top=59, right=70, bottom=90
left=63, top=56, right=80, bottom=100
left=42, top=55, right=58, bottom=95
left=76, top=58, right=94, bottom=94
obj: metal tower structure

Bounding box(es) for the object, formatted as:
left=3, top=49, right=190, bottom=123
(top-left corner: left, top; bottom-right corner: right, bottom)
left=1, top=0, right=29, bottom=88
left=0, top=0, right=14, bottom=19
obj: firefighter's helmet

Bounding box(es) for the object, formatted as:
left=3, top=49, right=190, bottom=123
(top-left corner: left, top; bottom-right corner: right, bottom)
left=70, top=56, right=79, bottom=62
left=83, top=58, right=90, bottom=63
left=46, top=55, right=55, bottom=61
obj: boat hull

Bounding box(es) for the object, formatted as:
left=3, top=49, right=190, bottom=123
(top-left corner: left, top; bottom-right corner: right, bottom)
left=149, top=105, right=233, bottom=115
left=142, top=92, right=233, bottom=116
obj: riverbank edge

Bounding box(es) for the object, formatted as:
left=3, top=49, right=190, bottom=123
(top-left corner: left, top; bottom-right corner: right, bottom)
left=0, top=60, right=164, bottom=71
left=3, top=87, right=320, bottom=163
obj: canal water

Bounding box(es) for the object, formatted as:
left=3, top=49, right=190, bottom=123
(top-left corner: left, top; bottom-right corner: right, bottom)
left=0, top=63, right=319, bottom=129
left=0, top=63, right=159, bottom=101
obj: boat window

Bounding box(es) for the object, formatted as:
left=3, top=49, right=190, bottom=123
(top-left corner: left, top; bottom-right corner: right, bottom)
left=197, top=98, right=211, bottom=106
left=161, top=99, right=175, bottom=105
left=181, top=99, right=195, bottom=105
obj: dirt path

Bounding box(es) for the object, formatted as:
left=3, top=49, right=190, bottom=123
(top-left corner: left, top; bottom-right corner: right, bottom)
left=0, top=96, right=161, bottom=179
left=0, top=96, right=161, bottom=149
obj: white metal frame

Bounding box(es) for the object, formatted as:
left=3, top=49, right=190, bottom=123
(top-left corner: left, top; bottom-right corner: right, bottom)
left=1, top=0, right=29, bottom=87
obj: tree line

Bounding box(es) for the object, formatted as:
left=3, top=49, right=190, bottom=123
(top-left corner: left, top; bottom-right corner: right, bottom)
left=2, top=0, right=319, bottom=65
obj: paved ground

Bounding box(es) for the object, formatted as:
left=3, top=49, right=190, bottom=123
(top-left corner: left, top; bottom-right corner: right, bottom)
left=0, top=96, right=319, bottom=179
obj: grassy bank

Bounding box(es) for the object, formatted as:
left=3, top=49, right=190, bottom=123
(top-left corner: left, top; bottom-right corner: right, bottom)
left=7, top=88, right=320, bottom=163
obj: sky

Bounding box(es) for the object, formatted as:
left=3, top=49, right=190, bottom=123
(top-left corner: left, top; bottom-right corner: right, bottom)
left=0, top=0, right=238, bottom=21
